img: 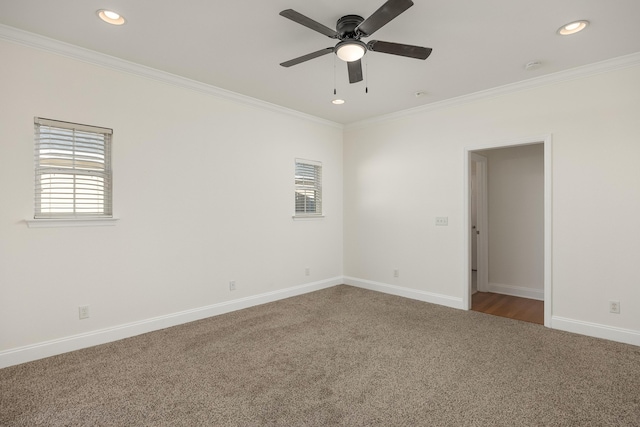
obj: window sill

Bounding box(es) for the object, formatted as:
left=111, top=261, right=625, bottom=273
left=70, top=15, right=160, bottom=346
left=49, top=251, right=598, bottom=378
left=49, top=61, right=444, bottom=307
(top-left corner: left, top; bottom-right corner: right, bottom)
left=25, top=218, right=119, bottom=228
left=292, top=215, right=325, bottom=220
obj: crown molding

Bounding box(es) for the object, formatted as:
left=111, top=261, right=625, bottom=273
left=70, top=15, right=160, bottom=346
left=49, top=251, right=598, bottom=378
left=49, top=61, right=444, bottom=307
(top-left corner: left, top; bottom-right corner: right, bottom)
left=2, top=24, right=638, bottom=134
left=344, top=51, right=640, bottom=131
left=0, top=24, right=343, bottom=130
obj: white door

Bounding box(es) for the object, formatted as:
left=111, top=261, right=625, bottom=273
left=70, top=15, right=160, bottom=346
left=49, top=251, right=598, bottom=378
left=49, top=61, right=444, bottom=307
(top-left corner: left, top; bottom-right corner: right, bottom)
left=470, top=152, right=488, bottom=293
left=470, top=162, right=478, bottom=271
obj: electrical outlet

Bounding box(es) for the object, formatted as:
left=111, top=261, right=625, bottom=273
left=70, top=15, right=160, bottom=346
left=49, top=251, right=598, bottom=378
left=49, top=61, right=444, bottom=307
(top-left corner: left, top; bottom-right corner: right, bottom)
left=229, top=281, right=236, bottom=291
left=305, top=267, right=310, bottom=276
left=78, top=305, right=90, bottom=320
left=609, top=300, right=620, bottom=314
left=393, top=269, right=399, bottom=278
left=435, top=217, right=449, bottom=226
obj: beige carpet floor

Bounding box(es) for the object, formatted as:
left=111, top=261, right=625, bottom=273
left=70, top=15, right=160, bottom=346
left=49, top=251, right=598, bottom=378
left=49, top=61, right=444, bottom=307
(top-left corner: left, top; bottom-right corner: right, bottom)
left=1, top=285, right=639, bottom=426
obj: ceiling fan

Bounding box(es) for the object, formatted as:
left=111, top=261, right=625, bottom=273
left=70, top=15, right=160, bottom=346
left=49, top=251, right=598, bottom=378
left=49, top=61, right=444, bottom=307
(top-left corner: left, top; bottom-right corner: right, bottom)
left=279, top=0, right=432, bottom=84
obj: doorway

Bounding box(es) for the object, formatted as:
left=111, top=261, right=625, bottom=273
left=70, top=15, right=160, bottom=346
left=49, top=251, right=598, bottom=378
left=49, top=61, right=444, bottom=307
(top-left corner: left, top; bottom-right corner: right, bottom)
left=464, top=136, right=552, bottom=327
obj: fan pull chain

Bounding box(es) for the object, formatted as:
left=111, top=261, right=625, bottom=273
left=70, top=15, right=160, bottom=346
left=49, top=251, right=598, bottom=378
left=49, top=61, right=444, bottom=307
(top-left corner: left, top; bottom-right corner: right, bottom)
left=333, top=54, right=337, bottom=95
left=365, top=56, right=369, bottom=94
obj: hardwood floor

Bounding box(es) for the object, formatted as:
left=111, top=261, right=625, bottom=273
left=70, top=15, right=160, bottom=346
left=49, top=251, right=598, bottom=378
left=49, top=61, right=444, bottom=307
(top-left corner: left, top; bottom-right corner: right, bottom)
left=471, top=292, right=544, bottom=325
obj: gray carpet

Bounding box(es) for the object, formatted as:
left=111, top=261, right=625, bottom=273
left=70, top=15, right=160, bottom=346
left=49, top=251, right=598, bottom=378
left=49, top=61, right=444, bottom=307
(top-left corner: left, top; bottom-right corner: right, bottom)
left=1, top=285, right=639, bottom=426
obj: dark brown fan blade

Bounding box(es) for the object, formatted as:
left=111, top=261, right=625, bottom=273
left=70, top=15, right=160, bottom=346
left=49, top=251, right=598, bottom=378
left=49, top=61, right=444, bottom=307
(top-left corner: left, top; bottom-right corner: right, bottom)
left=356, top=0, right=414, bottom=37
left=347, top=59, right=363, bottom=83
left=367, top=40, right=432, bottom=60
left=280, top=9, right=339, bottom=38
left=280, top=48, right=334, bottom=67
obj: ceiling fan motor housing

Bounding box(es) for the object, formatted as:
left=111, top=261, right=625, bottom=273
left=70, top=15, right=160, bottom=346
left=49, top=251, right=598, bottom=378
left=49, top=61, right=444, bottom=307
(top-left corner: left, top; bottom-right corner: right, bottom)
left=336, top=15, right=364, bottom=40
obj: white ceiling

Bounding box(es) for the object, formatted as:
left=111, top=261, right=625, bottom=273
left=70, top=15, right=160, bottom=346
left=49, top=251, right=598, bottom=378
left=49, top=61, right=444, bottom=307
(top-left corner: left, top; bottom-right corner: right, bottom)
left=1, top=0, right=639, bottom=124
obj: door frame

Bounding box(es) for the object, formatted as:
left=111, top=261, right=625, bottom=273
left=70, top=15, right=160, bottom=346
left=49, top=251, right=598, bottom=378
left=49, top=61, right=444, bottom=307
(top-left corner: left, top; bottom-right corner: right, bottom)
left=463, top=134, right=552, bottom=327
left=469, top=152, right=488, bottom=293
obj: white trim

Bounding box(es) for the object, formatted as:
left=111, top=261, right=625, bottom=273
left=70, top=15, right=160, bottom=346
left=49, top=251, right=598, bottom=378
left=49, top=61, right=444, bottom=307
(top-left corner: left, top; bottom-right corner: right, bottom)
left=0, top=277, right=342, bottom=369
left=551, top=316, right=640, bottom=347
left=345, top=52, right=640, bottom=131
left=486, top=283, right=544, bottom=301
left=35, top=117, right=112, bottom=134
left=292, top=215, right=325, bottom=220
left=543, top=136, right=553, bottom=326
left=4, top=24, right=638, bottom=132
left=295, top=158, right=322, bottom=167
left=3, top=278, right=636, bottom=368
left=26, top=217, right=119, bottom=228
left=0, top=24, right=342, bottom=130
left=344, top=276, right=464, bottom=310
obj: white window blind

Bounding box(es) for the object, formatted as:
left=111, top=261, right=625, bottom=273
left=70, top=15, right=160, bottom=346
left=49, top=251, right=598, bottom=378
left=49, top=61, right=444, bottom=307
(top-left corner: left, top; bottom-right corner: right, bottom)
left=295, top=159, right=322, bottom=216
left=34, top=118, right=113, bottom=218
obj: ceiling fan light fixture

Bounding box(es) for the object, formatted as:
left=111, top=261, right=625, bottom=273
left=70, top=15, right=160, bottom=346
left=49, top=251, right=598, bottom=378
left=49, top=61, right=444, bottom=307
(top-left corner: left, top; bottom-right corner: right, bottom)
left=557, top=20, right=589, bottom=35
left=335, top=41, right=366, bottom=62
left=97, top=9, right=126, bottom=25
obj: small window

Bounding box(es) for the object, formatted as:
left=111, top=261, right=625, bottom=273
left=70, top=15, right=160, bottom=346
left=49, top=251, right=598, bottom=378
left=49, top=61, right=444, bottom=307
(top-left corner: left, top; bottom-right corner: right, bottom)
left=295, top=159, right=322, bottom=216
left=34, top=118, right=113, bottom=218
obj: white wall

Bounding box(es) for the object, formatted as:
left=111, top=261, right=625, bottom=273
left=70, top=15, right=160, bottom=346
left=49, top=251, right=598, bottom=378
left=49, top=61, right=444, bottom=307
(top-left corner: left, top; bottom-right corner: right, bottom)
left=1, top=36, right=639, bottom=368
left=0, top=39, right=343, bottom=365
left=344, top=63, right=640, bottom=343
left=480, top=144, right=544, bottom=299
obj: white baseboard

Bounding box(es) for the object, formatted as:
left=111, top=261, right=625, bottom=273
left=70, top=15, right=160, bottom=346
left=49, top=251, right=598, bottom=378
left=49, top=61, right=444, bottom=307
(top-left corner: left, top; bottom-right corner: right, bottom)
left=551, top=316, right=640, bottom=347
left=485, top=282, right=544, bottom=301
left=344, top=278, right=639, bottom=347
left=0, top=277, right=342, bottom=369
left=344, top=276, right=464, bottom=310
left=5, top=278, right=636, bottom=369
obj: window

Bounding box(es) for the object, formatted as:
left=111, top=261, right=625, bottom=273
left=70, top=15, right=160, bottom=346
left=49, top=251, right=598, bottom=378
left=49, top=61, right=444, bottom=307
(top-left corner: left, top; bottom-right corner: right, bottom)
left=34, top=118, right=112, bottom=218
left=295, top=159, right=322, bottom=216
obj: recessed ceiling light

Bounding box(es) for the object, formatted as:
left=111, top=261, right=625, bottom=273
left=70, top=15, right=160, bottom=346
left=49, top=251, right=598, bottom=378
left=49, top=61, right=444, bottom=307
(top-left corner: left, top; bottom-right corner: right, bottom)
left=557, top=20, right=589, bottom=36
left=97, top=9, right=126, bottom=25
left=332, top=99, right=345, bottom=105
